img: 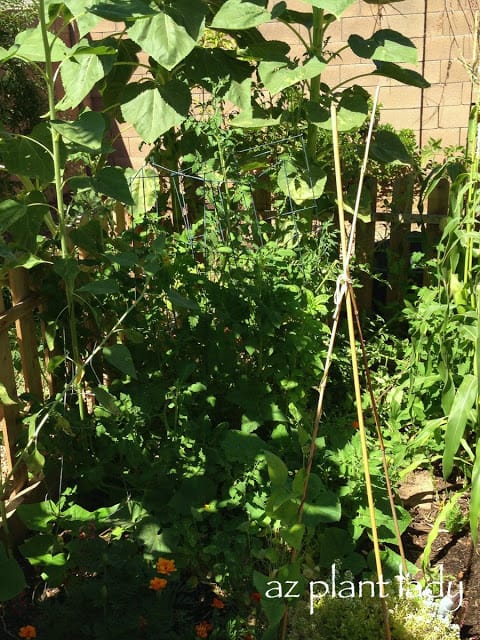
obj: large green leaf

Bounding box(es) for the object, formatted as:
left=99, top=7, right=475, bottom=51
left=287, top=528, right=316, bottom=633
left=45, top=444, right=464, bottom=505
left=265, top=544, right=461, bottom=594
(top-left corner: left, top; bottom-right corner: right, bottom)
left=349, top=29, right=418, bottom=64
left=103, top=344, right=137, bottom=379
left=14, top=27, right=68, bottom=62
left=259, top=56, right=325, bottom=95
left=121, top=81, right=191, bottom=143
left=64, top=0, right=102, bottom=38
left=369, top=129, right=414, bottom=165
left=9, top=192, right=49, bottom=252
left=297, top=0, right=356, bottom=18
left=89, top=0, right=155, bottom=21
left=263, top=451, right=288, bottom=486
left=443, top=374, right=477, bottom=478
left=253, top=571, right=285, bottom=625
left=211, top=0, right=271, bottom=29
left=58, top=46, right=114, bottom=110
left=126, top=166, right=159, bottom=215
left=0, top=123, right=56, bottom=183
left=0, top=199, right=27, bottom=231
left=0, top=546, right=26, bottom=602
left=92, top=166, right=134, bottom=204
left=128, top=2, right=205, bottom=70
left=277, top=159, right=326, bottom=203
left=373, top=61, right=430, bottom=88
left=306, top=87, right=369, bottom=131
left=51, top=111, right=107, bottom=154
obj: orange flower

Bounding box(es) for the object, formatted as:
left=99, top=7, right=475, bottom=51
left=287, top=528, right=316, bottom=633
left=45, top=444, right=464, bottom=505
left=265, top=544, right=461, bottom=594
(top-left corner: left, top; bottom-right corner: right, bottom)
left=352, top=420, right=359, bottom=429
left=244, top=635, right=254, bottom=640
left=195, top=621, right=213, bottom=638
left=18, top=627, right=36, bottom=639
left=251, top=591, right=261, bottom=603
left=149, top=577, right=167, bottom=591
left=156, top=557, right=176, bottom=575
left=212, top=597, right=225, bottom=609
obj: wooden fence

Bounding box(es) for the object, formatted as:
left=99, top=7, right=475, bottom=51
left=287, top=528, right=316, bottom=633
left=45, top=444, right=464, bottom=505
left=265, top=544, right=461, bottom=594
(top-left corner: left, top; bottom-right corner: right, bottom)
left=0, top=268, right=48, bottom=514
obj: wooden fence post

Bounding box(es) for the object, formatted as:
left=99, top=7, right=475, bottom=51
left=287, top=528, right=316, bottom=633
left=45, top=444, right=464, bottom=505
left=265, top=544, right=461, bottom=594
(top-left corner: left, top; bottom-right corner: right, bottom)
left=387, top=173, right=415, bottom=307
left=355, top=177, right=377, bottom=314
left=8, top=269, right=44, bottom=402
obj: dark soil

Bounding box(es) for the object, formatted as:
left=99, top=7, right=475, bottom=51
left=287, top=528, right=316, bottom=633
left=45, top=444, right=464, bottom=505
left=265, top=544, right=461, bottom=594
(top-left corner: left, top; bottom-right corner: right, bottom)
left=399, top=470, right=480, bottom=639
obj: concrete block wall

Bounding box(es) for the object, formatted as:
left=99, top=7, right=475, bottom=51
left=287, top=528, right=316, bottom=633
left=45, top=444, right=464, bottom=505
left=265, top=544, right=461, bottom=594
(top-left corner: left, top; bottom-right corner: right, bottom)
left=89, top=1, right=480, bottom=167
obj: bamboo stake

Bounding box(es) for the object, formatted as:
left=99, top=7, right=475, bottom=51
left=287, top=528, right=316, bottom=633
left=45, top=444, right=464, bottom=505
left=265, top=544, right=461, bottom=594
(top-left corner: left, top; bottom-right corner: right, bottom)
left=331, top=104, right=390, bottom=639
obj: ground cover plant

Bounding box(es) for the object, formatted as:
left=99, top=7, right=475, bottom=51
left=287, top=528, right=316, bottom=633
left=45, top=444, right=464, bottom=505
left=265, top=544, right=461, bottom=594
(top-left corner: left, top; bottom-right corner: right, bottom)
left=0, top=0, right=472, bottom=639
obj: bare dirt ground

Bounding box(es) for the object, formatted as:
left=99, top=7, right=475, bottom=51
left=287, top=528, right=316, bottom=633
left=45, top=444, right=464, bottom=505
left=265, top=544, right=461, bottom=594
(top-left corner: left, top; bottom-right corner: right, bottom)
left=399, top=470, right=480, bottom=639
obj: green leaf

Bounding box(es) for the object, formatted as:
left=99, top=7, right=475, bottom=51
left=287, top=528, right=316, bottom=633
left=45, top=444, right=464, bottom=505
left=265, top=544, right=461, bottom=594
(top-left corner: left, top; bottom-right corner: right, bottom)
left=103, top=344, right=137, bottom=379
left=470, top=438, right=480, bottom=545
left=53, top=257, right=80, bottom=288
left=92, top=166, right=134, bottom=204
left=17, top=501, right=59, bottom=531
left=14, top=27, right=68, bottom=62
left=0, top=123, right=56, bottom=183
left=259, top=56, right=325, bottom=95
left=19, top=533, right=56, bottom=565
left=128, top=3, right=205, bottom=71
left=64, top=0, right=102, bottom=38
left=77, top=278, right=120, bottom=295
left=276, top=159, right=326, bottom=203
left=373, top=61, right=430, bottom=88
left=121, top=81, right=191, bottom=143
left=349, top=29, right=418, bottom=64
left=443, top=374, right=477, bottom=478
left=0, top=199, right=27, bottom=231
left=167, top=289, right=199, bottom=311
left=263, top=451, right=288, bottom=486
left=8, top=192, right=49, bottom=252
left=51, top=111, right=107, bottom=153
left=253, top=571, right=285, bottom=625
left=221, top=430, right=267, bottom=463
left=211, top=0, right=271, bottom=29
left=301, top=473, right=341, bottom=526
left=126, top=166, right=159, bottom=215
left=89, top=0, right=156, bottom=21
left=0, top=382, right=16, bottom=405
left=281, top=523, right=305, bottom=551
left=58, top=48, right=113, bottom=110
left=136, top=518, right=173, bottom=554
left=369, top=129, right=414, bottom=165
left=306, top=87, right=369, bottom=131
left=0, top=546, right=26, bottom=602
left=297, top=0, right=355, bottom=18
left=93, top=386, right=120, bottom=414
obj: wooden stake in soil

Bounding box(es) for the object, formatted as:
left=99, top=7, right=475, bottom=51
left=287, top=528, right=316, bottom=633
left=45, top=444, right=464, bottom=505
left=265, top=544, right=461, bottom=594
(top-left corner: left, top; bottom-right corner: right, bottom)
left=331, top=104, right=391, bottom=639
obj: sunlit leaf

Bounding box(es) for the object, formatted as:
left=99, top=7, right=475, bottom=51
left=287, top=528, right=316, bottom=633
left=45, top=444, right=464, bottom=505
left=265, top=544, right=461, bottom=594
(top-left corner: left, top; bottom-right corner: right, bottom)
left=211, top=0, right=271, bottom=29
left=121, top=81, right=191, bottom=143
left=349, top=29, right=418, bottom=64
left=443, top=374, right=477, bottom=478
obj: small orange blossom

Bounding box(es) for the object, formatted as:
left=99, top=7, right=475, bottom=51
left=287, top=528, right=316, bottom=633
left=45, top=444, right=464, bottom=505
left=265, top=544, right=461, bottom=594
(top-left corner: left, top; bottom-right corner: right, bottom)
left=251, top=591, right=261, bottom=603
left=195, top=621, right=213, bottom=638
left=212, top=596, right=225, bottom=608
left=18, top=626, right=36, bottom=639
left=149, top=577, right=167, bottom=591
left=156, top=557, right=176, bottom=575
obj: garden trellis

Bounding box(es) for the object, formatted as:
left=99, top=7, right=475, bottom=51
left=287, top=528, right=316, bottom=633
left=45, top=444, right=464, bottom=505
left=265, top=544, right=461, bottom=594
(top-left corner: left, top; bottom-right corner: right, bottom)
left=126, top=134, right=323, bottom=264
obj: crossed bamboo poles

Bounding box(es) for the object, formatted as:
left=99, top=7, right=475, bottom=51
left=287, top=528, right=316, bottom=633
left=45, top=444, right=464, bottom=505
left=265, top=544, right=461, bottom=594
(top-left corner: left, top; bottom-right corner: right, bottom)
left=280, top=89, right=407, bottom=640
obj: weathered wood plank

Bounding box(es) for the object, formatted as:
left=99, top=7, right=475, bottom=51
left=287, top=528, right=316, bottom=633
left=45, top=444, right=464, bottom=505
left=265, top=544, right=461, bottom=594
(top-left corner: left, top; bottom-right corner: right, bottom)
left=8, top=269, right=44, bottom=401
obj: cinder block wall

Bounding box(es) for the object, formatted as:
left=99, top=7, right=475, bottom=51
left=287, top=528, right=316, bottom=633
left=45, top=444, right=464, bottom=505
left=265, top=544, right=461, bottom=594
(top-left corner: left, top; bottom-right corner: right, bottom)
left=90, top=1, right=479, bottom=167
left=264, top=0, right=478, bottom=148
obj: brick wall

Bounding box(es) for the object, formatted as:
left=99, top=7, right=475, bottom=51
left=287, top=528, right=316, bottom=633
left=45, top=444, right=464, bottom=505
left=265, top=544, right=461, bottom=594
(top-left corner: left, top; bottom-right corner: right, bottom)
left=90, top=1, right=480, bottom=167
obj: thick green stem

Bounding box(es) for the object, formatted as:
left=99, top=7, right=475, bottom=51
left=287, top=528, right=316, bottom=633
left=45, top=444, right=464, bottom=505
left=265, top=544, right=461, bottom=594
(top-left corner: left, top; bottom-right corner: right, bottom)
left=39, top=0, right=85, bottom=419
left=306, top=8, right=324, bottom=162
